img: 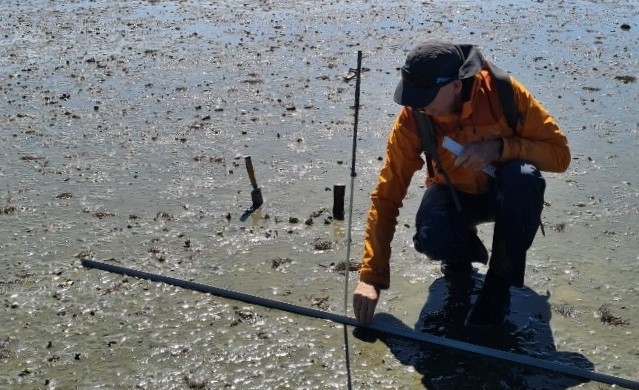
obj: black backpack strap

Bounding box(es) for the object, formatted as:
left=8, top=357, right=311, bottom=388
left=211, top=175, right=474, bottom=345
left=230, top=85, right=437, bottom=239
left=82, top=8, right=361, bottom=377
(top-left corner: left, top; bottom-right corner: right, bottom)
left=484, top=61, right=522, bottom=133
left=485, top=61, right=547, bottom=236
left=413, top=109, right=462, bottom=212
left=413, top=109, right=436, bottom=178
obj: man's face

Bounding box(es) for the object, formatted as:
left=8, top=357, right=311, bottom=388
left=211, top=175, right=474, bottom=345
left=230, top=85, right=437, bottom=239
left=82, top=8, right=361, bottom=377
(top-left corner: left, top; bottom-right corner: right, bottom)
left=418, top=80, right=461, bottom=116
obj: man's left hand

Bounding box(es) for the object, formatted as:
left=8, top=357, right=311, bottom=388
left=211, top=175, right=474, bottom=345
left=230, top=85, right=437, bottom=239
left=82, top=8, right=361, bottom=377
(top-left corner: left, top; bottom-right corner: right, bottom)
left=453, top=139, right=501, bottom=171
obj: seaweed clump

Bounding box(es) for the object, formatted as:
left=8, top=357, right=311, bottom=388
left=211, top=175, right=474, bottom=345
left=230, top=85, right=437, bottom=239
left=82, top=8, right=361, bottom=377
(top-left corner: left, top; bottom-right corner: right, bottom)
left=597, top=304, right=629, bottom=326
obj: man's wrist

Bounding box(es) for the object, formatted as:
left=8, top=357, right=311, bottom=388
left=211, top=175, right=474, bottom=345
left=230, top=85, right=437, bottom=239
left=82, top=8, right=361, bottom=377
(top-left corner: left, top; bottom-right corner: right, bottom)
left=358, top=280, right=381, bottom=292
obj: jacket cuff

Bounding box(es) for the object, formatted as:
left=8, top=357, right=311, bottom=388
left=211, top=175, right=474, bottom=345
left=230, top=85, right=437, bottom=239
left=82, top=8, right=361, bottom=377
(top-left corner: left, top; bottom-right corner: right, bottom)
left=499, top=137, right=514, bottom=162
left=359, top=267, right=390, bottom=290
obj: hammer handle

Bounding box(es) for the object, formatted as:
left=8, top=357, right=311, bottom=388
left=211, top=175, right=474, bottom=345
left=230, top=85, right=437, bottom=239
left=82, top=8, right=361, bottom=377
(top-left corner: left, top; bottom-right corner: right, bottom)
left=245, top=156, right=259, bottom=189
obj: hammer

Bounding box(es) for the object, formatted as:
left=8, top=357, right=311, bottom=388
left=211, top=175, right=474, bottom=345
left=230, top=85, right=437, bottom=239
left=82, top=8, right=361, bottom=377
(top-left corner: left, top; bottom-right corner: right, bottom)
left=244, top=155, right=263, bottom=209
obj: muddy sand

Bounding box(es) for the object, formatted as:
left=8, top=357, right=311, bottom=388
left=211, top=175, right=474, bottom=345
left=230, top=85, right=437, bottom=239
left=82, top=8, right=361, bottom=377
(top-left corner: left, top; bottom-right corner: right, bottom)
left=1, top=0, right=638, bottom=389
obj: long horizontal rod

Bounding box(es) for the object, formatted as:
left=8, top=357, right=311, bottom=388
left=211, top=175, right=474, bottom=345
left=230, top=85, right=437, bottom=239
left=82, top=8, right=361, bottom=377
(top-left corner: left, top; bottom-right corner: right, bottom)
left=81, top=258, right=639, bottom=390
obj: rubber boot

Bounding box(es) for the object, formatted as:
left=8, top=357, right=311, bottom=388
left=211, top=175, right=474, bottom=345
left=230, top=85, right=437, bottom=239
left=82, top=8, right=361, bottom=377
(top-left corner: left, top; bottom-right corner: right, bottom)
left=440, top=229, right=488, bottom=278
left=464, top=270, right=511, bottom=329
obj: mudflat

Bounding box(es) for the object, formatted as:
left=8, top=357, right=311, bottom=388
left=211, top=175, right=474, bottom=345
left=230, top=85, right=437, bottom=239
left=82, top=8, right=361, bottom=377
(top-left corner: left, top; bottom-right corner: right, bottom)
left=1, top=1, right=638, bottom=389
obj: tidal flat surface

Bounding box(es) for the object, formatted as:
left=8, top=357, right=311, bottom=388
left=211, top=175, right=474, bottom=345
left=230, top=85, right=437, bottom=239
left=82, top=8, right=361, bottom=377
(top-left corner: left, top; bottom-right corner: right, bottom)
left=1, top=0, right=638, bottom=389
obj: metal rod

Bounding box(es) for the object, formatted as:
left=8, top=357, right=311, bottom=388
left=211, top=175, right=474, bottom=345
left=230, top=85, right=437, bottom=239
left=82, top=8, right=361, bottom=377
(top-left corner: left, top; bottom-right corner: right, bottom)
left=340, top=49, right=363, bottom=390
left=81, top=258, right=639, bottom=390
left=343, top=50, right=362, bottom=313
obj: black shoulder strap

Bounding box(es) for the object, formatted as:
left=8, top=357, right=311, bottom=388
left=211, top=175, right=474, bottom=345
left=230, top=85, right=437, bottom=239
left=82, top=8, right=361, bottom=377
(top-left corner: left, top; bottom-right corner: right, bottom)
left=413, top=108, right=436, bottom=178
left=484, top=61, right=522, bottom=132
left=413, top=109, right=462, bottom=212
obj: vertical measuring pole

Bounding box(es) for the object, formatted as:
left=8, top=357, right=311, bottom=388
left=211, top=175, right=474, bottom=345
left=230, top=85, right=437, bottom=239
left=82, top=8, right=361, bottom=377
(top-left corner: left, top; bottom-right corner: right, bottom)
left=341, top=49, right=362, bottom=390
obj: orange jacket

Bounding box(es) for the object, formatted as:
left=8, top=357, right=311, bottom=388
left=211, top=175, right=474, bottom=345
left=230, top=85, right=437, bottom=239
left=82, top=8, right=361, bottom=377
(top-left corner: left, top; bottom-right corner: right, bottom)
left=360, top=70, right=570, bottom=289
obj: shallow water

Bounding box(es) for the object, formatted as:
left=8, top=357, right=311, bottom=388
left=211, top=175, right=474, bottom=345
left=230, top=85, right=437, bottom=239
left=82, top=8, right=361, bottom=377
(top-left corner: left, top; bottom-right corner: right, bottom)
left=1, top=0, right=638, bottom=389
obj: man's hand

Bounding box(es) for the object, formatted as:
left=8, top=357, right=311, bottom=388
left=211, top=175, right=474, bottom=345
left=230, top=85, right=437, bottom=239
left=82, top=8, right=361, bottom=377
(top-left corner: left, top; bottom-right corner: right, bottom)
left=454, top=139, right=501, bottom=171
left=353, top=281, right=380, bottom=326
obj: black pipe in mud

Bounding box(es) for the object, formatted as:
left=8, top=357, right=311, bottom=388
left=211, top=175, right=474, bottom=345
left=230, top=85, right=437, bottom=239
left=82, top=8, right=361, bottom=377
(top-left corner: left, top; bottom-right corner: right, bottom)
left=81, top=258, right=639, bottom=390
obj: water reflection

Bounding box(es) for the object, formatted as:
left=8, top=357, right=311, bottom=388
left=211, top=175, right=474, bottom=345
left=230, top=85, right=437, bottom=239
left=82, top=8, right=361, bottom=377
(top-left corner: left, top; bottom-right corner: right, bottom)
left=355, top=274, right=595, bottom=389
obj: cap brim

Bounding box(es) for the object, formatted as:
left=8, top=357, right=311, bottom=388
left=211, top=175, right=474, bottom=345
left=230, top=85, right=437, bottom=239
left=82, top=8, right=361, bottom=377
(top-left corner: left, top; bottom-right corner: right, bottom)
left=393, top=78, right=440, bottom=108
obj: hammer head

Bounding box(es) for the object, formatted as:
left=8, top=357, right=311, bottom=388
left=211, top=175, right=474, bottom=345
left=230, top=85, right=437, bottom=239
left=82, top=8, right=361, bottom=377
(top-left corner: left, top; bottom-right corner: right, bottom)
left=251, top=187, right=263, bottom=209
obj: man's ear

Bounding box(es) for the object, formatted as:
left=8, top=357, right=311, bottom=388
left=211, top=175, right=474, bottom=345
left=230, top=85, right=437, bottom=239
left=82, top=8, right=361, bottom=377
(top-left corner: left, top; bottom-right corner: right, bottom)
left=452, top=79, right=463, bottom=94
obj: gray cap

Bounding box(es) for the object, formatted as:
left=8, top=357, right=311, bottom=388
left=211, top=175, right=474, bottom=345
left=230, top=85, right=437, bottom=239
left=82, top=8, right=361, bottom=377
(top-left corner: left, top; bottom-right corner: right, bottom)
left=393, top=40, right=485, bottom=107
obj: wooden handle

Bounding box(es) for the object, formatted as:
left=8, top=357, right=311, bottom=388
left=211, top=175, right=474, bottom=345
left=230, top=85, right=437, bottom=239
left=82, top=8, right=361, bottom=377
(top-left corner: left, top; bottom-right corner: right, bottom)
left=245, top=156, right=258, bottom=189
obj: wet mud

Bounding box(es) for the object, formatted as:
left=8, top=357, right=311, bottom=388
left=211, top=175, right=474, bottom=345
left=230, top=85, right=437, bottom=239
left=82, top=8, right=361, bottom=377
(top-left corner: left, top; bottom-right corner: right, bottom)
left=1, top=0, right=638, bottom=389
